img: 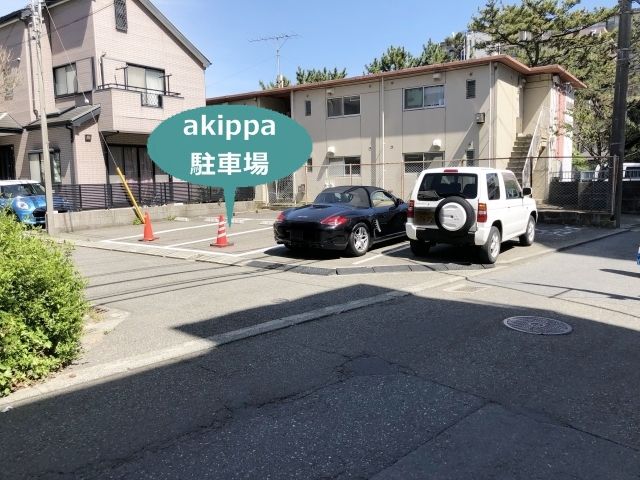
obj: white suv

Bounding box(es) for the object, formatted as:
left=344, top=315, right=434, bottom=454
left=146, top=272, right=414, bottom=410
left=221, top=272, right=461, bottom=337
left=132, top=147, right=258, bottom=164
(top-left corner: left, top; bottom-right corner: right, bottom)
left=406, top=167, right=537, bottom=263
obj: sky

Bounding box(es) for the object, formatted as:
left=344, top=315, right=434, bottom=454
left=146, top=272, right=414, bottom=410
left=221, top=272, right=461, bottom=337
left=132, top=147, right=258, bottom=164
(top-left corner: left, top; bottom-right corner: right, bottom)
left=1, top=0, right=615, bottom=98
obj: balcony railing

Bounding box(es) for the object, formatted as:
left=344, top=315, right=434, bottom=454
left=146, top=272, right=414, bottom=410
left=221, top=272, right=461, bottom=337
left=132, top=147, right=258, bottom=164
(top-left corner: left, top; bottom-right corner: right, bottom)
left=96, top=84, right=181, bottom=108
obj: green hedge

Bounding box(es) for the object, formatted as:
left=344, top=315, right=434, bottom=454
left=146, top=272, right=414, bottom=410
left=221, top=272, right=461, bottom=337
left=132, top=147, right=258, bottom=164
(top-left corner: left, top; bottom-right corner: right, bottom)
left=0, top=213, right=88, bottom=396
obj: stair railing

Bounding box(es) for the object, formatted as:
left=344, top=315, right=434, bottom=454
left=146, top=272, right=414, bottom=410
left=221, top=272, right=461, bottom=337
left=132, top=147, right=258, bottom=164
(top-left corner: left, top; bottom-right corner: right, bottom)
left=522, top=107, right=548, bottom=188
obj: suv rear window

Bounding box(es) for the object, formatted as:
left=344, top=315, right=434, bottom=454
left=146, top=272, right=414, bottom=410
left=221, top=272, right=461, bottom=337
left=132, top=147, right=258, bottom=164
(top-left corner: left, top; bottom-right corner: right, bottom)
left=417, top=173, right=477, bottom=200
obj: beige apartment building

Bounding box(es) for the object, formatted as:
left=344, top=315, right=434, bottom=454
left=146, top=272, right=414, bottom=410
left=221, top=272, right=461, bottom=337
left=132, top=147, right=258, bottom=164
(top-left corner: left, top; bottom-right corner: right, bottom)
left=0, top=0, right=209, bottom=193
left=208, top=55, right=584, bottom=203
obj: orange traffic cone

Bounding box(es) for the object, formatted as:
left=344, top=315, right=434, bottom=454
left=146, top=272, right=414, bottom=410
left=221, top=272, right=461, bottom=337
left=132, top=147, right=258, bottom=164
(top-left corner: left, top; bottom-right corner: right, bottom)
left=139, top=212, right=158, bottom=242
left=211, top=215, right=233, bottom=247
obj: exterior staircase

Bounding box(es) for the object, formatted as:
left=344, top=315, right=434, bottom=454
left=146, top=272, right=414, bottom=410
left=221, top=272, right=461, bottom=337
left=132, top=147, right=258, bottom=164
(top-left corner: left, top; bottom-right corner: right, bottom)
left=506, top=134, right=533, bottom=185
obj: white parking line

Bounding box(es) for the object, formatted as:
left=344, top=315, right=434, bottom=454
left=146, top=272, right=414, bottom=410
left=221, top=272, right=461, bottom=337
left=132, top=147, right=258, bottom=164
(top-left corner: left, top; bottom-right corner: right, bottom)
left=382, top=244, right=409, bottom=255
left=235, top=246, right=282, bottom=256
left=353, top=254, right=382, bottom=265
left=102, top=240, right=235, bottom=257
left=166, top=227, right=273, bottom=248
left=106, top=223, right=219, bottom=241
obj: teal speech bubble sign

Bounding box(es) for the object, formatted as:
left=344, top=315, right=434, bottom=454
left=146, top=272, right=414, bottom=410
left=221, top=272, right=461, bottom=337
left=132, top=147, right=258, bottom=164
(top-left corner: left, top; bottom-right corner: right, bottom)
left=147, top=105, right=312, bottom=224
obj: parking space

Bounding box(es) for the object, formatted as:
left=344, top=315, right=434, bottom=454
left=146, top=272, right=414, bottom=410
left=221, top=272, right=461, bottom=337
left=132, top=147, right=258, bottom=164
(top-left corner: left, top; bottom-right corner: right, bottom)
left=57, top=211, right=623, bottom=275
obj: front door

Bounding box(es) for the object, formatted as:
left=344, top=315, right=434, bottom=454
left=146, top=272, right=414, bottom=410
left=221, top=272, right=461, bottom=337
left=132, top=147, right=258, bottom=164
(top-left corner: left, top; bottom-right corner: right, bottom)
left=0, top=145, right=15, bottom=180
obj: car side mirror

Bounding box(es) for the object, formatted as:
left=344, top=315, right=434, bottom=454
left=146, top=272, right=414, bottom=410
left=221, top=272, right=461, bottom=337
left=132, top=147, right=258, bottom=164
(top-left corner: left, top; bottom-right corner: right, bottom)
left=522, top=187, right=532, bottom=196
left=394, top=197, right=403, bottom=206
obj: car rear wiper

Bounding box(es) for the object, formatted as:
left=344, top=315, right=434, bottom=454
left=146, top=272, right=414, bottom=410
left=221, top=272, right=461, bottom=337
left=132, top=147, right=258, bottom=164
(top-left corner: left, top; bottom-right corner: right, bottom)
left=417, top=190, right=440, bottom=201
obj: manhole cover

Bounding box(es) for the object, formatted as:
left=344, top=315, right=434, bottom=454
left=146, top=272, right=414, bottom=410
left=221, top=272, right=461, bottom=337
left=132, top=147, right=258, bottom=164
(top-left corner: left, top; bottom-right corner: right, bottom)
left=503, top=316, right=572, bottom=335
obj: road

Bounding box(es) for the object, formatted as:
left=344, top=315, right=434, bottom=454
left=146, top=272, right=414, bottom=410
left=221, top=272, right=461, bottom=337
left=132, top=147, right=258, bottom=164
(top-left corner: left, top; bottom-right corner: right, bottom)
left=1, top=229, right=639, bottom=478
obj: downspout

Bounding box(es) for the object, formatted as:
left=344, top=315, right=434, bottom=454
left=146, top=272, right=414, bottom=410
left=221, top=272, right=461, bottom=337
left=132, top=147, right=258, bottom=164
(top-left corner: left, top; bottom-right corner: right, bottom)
left=488, top=61, right=494, bottom=165
left=65, top=124, right=77, bottom=184
left=381, top=76, right=385, bottom=189
left=290, top=90, right=296, bottom=204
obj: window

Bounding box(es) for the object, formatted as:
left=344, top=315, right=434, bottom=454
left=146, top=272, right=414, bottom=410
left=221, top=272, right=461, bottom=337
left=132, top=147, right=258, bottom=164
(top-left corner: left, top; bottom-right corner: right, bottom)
left=466, top=79, right=476, bottom=99
left=305, top=100, right=311, bottom=116
left=343, top=96, right=360, bottom=115
left=418, top=172, right=478, bottom=199
left=371, top=190, right=395, bottom=208
left=327, top=95, right=360, bottom=117
left=465, top=147, right=475, bottom=166
left=486, top=173, right=501, bottom=200
left=404, top=85, right=445, bottom=109
left=114, top=0, right=127, bottom=32
left=53, top=64, right=77, bottom=96
left=502, top=172, right=522, bottom=199
left=403, top=152, right=445, bottom=174
left=127, top=65, right=165, bottom=107
left=306, top=157, right=312, bottom=172
left=404, top=88, right=423, bottom=109
left=29, top=151, right=61, bottom=184
left=328, top=156, right=360, bottom=176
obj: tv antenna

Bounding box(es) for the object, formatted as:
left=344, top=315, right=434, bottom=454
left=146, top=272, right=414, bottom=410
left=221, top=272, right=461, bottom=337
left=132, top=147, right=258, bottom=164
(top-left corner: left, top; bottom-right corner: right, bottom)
left=250, top=33, right=299, bottom=87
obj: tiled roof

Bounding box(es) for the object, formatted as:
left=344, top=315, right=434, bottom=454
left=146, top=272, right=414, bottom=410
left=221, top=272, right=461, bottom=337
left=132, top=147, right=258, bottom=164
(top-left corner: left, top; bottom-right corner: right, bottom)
left=26, top=105, right=100, bottom=129
left=0, top=112, right=22, bottom=132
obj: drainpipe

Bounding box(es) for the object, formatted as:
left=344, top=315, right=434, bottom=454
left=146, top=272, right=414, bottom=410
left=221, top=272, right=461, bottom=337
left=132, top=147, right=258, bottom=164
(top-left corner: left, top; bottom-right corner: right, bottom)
left=381, top=76, right=385, bottom=188
left=488, top=61, right=494, bottom=165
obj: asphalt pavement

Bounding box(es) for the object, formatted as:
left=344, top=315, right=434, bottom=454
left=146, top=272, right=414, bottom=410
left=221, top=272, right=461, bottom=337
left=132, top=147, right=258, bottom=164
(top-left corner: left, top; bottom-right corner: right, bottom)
left=0, top=218, right=639, bottom=478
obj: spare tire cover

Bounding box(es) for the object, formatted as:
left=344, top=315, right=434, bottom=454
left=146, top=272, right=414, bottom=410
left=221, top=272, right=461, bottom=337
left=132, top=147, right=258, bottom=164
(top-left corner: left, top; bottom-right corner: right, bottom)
left=435, top=196, right=475, bottom=233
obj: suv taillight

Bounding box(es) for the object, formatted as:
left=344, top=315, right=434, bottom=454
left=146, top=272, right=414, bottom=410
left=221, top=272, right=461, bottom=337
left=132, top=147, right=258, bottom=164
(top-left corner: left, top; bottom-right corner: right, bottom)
left=407, top=200, right=415, bottom=219
left=477, top=202, right=487, bottom=223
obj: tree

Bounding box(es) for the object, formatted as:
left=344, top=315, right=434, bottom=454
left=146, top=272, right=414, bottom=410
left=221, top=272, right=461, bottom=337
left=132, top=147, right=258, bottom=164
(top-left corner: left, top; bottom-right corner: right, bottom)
left=469, top=0, right=616, bottom=68
left=365, top=45, right=420, bottom=73
left=0, top=47, right=19, bottom=99
left=469, top=0, right=628, bottom=159
left=258, top=75, right=291, bottom=90
left=441, top=32, right=466, bottom=61
left=416, top=40, right=448, bottom=66
left=296, top=67, right=347, bottom=84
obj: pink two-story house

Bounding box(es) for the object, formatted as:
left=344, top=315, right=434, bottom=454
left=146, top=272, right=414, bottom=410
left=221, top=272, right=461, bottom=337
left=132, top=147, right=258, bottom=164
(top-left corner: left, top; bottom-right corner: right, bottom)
left=0, top=0, right=209, bottom=198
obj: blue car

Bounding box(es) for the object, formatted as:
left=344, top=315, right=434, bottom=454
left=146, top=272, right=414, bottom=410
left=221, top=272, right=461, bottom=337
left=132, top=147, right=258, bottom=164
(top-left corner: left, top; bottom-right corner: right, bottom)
left=0, top=180, right=71, bottom=226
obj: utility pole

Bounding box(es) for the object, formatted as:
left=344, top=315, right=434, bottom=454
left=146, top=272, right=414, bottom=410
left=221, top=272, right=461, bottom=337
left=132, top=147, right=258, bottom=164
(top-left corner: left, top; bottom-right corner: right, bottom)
left=610, top=0, right=632, bottom=228
left=31, top=0, right=54, bottom=234
left=250, top=34, right=299, bottom=88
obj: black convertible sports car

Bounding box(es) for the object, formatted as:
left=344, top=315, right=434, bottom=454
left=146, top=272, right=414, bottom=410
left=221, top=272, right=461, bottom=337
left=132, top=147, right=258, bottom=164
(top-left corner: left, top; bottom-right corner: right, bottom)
left=274, top=186, right=408, bottom=256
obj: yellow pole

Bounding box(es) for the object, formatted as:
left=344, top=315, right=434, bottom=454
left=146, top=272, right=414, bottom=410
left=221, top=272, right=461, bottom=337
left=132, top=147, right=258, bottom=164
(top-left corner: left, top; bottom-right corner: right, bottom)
left=116, top=167, right=145, bottom=223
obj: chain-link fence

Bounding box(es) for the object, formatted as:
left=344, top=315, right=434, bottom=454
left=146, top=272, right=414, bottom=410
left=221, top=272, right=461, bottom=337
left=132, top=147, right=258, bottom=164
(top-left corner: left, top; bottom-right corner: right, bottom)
left=275, top=156, right=615, bottom=213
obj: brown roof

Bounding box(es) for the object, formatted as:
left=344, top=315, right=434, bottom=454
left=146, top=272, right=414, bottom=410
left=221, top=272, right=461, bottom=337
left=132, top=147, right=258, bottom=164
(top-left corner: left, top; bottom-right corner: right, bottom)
left=207, top=55, right=586, bottom=104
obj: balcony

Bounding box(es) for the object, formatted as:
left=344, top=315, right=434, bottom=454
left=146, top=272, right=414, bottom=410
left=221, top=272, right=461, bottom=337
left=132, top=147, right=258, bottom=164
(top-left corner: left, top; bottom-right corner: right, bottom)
left=94, top=84, right=189, bottom=134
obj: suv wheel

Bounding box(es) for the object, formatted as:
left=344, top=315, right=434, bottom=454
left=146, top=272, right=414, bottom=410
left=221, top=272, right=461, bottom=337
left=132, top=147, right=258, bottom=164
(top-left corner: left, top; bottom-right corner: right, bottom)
left=519, top=216, right=536, bottom=246
left=410, top=240, right=431, bottom=256
left=479, top=226, right=501, bottom=264
left=435, top=196, right=475, bottom=234
left=347, top=223, right=370, bottom=257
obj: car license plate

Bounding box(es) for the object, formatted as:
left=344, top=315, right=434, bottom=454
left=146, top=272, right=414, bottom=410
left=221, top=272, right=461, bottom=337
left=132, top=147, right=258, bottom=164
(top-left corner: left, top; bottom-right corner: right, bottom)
left=290, top=230, right=304, bottom=241
left=415, top=211, right=434, bottom=224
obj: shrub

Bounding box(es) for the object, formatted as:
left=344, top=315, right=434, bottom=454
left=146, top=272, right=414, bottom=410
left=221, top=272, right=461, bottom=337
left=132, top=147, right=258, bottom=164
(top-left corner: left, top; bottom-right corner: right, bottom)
left=0, top=213, right=88, bottom=396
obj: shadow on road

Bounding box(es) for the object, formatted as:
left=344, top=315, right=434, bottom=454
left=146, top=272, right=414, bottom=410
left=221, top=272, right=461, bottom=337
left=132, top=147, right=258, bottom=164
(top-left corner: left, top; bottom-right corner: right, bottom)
left=2, top=286, right=640, bottom=479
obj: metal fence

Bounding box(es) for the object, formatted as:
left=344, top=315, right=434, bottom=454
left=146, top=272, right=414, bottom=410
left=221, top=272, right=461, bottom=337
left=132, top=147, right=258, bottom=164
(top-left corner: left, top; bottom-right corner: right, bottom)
left=53, top=182, right=255, bottom=211
left=289, top=157, right=615, bottom=213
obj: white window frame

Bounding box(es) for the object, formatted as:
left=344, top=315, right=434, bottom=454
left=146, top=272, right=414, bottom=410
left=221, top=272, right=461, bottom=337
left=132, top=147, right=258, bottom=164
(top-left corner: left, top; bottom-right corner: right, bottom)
left=403, top=84, right=445, bottom=110
left=327, top=95, right=361, bottom=118
left=29, top=150, right=62, bottom=185
left=328, top=156, right=361, bottom=176
left=403, top=152, right=445, bottom=174
left=53, top=64, right=77, bottom=97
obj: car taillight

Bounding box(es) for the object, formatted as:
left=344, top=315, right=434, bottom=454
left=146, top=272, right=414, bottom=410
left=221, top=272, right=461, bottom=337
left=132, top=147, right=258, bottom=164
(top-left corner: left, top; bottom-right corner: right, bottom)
left=275, top=212, right=286, bottom=223
left=320, top=214, right=348, bottom=227
left=444, top=168, right=458, bottom=173
left=477, top=202, right=487, bottom=223
left=407, top=200, right=415, bottom=219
